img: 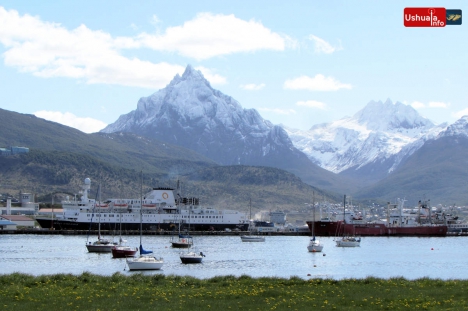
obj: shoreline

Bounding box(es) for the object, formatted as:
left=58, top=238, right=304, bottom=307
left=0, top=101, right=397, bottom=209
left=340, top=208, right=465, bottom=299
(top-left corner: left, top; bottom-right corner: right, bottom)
left=0, top=228, right=465, bottom=236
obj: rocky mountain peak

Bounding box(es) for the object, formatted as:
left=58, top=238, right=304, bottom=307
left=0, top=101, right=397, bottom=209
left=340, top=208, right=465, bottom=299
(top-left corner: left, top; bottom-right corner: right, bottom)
left=353, top=99, right=434, bottom=132
left=101, top=64, right=307, bottom=171
left=438, top=115, right=468, bottom=138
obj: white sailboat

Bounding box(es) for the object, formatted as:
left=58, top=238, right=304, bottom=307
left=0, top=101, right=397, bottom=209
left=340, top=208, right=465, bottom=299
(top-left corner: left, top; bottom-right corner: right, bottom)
left=86, top=180, right=116, bottom=253
left=170, top=182, right=193, bottom=248
left=307, top=194, right=324, bottom=252
left=127, top=173, right=163, bottom=270
left=335, top=195, right=361, bottom=247
left=241, top=199, right=265, bottom=242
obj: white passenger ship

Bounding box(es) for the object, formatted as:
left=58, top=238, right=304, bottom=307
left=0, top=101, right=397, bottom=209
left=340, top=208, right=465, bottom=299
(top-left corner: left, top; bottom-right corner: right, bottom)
left=35, top=178, right=249, bottom=231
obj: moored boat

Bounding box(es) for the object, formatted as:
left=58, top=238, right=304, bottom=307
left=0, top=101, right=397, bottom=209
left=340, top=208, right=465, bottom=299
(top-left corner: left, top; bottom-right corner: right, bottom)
left=334, top=195, right=361, bottom=248
left=36, top=178, right=249, bottom=232
left=180, top=250, right=205, bottom=264
left=171, top=234, right=193, bottom=248
left=85, top=179, right=117, bottom=252
left=307, top=199, right=448, bottom=237
left=241, top=235, right=265, bottom=242
left=126, top=173, right=163, bottom=271
left=112, top=213, right=138, bottom=258
left=86, top=237, right=116, bottom=253
left=335, top=236, right=361, bottom=247
left=112, top=244, right=138, bottom=258
left=179, top=208, right=205, bottom=264
left=240, top=200, right=265, bottom=242
left=307, top=196, right=323, bottom=252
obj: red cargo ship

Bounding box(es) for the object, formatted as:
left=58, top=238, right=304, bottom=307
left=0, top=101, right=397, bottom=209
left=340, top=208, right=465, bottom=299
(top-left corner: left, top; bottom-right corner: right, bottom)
left=307, top=199, right=447, bottom=237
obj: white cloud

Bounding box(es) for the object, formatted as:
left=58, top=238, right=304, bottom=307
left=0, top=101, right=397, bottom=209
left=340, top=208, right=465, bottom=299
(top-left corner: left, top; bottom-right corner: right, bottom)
left=410, top=101, right=449, bottom=109
left=0, top=8, right=231, bottom=88
left=138, top=12, right=286, bottom=60
left=296, top=100, right=326, bottom=110
left=308, top=35, right=341, bottom=54
left=258, top=108, right=296, bottom=115
left=428, top=101, right=449, bottom=108
left=240, top=83, right=265, bottom=90
left=34, top=110, right=107, bottom=133
left=284, top=74, right=352, bottom=91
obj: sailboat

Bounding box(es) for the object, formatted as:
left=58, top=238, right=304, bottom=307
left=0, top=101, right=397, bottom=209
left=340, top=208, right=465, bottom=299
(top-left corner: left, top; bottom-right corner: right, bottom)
left=240, top=199, right=265, bottom=242
left=179, top=206, right=205, bottom=264
left=307, top=193, right=324, bottom=252
left=170, top=184, right=193, bottom=248
left=112, top=211, right=138, bottom=258
left=126, top=173, right=163, bottom=270
left=335, top=194, right=361, bottom=247
left=86, top=180, right=116, bottom=253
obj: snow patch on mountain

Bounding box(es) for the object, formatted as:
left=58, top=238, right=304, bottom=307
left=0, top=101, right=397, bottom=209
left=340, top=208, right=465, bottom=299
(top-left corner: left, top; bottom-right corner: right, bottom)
left=284, top=99, right=447, bottom=174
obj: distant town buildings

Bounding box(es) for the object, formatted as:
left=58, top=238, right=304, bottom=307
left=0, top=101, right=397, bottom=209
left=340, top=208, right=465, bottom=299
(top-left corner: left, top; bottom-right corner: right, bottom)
left=0, top=146, right=29, bottom=156
left=0, top=193, right=39, bottom=216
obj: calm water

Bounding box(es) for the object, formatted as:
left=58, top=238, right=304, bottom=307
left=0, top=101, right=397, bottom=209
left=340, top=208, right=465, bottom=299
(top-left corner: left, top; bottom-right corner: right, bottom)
left=0, top=234, right=467, bottom=280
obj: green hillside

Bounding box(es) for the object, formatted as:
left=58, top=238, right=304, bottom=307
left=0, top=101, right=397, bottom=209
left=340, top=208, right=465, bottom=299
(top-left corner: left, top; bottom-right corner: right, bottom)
left=354, top=136, right=468, bottom=206
left=0, top=150, right=340, bottom=213
left=0, top=108, right=216, bottom=175
left=0, top=108, right=345, bottom=210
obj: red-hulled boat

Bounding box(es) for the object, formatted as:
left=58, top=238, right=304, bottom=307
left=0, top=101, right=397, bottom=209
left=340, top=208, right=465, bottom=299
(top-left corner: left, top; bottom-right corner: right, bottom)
left=112, top=243, right=138, bottom=258
left=307, top=199, right=447, bottom=237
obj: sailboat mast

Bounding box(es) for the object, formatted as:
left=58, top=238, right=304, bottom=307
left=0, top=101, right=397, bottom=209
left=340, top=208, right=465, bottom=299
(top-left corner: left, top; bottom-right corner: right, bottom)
left=343, top=194, right=346, bottom=224
left=140, top=171, right=143, bottom=246
left=312, top=191, right=315, bottom=240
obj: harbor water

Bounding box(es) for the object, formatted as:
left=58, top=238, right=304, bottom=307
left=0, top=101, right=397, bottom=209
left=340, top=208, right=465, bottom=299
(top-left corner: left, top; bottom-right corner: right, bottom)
left=1, top=234, right=467, bottom=280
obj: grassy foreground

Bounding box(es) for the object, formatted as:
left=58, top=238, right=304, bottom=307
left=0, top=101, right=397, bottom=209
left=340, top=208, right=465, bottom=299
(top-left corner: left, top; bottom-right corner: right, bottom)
left=0, top=273, right=467, bottom=310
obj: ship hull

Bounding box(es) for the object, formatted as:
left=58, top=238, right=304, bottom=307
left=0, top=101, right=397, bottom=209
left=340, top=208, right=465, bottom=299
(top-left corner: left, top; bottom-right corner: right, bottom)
left=36, top=218, right=249, bottom=232
left=307, top=221, right=447, bottom=237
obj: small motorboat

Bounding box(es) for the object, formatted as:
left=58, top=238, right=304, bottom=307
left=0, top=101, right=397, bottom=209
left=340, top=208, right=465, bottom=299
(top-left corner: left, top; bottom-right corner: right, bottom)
left=180, top=250, right=205, bottom=264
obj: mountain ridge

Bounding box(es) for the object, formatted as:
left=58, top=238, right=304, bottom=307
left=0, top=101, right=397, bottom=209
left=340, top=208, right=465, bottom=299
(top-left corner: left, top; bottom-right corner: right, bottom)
left=284, top=99, right=448, bottom=185
left=102, top=65, right=356, bottom=194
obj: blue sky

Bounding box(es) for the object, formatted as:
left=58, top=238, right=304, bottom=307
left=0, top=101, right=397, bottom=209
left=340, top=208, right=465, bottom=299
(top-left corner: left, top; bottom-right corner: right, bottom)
left=0, top=1, right=466, bottom=133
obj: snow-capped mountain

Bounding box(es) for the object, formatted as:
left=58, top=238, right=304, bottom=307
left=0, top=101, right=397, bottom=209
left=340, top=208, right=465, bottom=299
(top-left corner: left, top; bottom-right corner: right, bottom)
left=354, top=114, right=468, bottom=205
left=284, top=99, right=448, bottom=184
left=437, top=115, right=468, bottom=138
left=102, top=65, right=293, bottom=165
left=101, top=65, right=349, bottom=191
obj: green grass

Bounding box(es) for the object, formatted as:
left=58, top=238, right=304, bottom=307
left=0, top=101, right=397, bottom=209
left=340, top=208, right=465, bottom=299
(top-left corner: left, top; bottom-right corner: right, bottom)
left=0, top=273, right=467, bottom=310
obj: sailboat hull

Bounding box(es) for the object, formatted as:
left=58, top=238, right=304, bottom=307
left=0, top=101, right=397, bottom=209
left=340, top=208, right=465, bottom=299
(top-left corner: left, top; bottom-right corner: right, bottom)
left=335, top=238, right=360, bottom=247
left=112, top=246, right=138, bottom=258
left=170, top=235, right=193, bottom=248
left=86, top=243, right=114, bottom=253
left=180, top=252, right=204, bottom=264
left=307, top=240, right=324, bottom=252
left=171, top=241, right=192, bottom=248
left=126, top=256, right=164, bottom=270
